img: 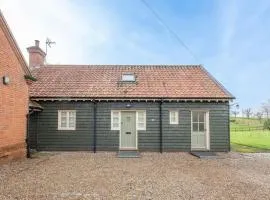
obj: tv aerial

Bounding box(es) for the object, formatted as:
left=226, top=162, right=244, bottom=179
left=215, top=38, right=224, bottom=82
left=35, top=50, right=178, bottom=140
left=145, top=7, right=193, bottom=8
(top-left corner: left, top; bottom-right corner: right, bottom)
left=45, top=37, right=56, bottom=55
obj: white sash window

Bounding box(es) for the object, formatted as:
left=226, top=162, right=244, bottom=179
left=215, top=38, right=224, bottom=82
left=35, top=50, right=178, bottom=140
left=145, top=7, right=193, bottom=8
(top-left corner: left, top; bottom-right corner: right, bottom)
left=111, top=111, right=121, bottom=130
left=169, top=110, right=179, bottom=124
left=58, top=110, right=76, bottom=130
left=136, top=111, right=146, bottom=130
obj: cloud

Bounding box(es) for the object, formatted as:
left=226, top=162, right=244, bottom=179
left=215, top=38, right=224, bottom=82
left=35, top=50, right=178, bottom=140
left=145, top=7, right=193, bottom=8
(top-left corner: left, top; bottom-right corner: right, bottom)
left=0, top=0, right=118, bottom=64
left=1, top=0, right=270, bottom=108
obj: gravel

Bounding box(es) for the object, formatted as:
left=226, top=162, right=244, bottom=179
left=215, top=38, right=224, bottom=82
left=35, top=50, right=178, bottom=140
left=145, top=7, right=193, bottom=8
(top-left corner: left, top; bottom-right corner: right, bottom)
left=0, top=152, right=270, bottom=200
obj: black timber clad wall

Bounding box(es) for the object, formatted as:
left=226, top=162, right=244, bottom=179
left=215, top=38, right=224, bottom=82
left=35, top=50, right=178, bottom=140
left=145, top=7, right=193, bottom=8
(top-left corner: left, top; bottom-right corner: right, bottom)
left=29, top=101, right=229, bottom=151
left=30, top=101, right=94, bottom=151
left=96, top=102, right=160, bottom=151
left=29, top=112, right=38, bottom=149
left=162, top=102, right=229, bottom=151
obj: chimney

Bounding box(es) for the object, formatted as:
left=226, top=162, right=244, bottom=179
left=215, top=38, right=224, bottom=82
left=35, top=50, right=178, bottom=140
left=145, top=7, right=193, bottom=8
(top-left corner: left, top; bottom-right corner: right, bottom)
left=27, top=40, right=46, bottom=70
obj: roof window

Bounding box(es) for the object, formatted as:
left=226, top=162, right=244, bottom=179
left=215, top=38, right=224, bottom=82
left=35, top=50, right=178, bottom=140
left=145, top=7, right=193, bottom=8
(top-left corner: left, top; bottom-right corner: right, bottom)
left=122, top=72, right=135, bottom=82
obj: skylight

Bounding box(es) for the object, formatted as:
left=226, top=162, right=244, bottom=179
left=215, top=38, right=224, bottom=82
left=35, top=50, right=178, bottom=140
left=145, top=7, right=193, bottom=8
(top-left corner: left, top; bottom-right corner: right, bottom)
left=122, top=73, right=135, bottom=82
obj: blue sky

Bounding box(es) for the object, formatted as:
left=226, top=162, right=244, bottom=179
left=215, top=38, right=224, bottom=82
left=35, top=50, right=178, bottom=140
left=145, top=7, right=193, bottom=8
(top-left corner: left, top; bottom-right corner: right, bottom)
left=1, top=0, right=270, bottom=110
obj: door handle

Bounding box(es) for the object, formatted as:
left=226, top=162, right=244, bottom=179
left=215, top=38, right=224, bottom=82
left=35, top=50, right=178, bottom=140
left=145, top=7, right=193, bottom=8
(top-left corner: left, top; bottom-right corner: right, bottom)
left=126, top=132, right=131, bottom=134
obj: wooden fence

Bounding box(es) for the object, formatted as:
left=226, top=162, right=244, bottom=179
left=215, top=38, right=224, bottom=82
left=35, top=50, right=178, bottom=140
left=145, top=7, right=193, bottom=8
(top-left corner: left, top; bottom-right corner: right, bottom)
left=230, top=127, right=265, bottom=132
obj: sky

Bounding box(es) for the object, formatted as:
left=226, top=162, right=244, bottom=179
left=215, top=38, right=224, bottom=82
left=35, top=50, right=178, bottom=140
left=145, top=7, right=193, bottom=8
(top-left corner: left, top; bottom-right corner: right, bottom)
left=0, top=0, right=270, bottom=111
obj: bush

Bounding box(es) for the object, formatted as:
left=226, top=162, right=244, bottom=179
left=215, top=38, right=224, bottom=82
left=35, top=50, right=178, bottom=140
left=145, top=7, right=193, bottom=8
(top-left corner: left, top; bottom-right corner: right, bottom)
left=263, top=119, right=270, bottom=130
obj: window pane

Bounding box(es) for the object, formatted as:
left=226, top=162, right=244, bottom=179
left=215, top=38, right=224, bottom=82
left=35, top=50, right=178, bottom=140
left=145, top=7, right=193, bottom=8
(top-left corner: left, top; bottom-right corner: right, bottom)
left=170, top=111, right=178, bottom=124
left=61, top=121, right=67, bottom=128
left=137, top=111, right=146, bottom=130
left=113, top=117, right=119, bottom=122
left=113, top=123, right=119, bottom=128
left=113, top=112, right=119, bottom=117
left=199, top=113, right=205, bottom=123
left=192, top=112, right=198, bottom=122
left=69, top=117, right=75, bottom=128
left=199, top=123, right=205, bottom=132
left=138, top=122, right=144, bottom=128
left=69, top=121, right=75, bottom=128
left=138, top=112, right=144, bottom=118
left=61, top=111, right=67, bottom=117
left=111, top=111, right=120, bottom=130
left=122, top=74, right=135, bottom=81
left=60, top=111, right=67, bottom=128
left=192, top=123, right=198, bottom=131
left=138, top=116, right=144, bottom=122
left=138, top=112, right=145, bottom=121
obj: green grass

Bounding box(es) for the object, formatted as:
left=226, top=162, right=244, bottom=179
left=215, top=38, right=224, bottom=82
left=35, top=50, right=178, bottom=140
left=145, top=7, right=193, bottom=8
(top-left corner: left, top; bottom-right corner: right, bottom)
left=231, top=130, right=270, bottom=152
left=230, top=117, right=265, bottom=131
left=230, top=117, right=270, bottom=152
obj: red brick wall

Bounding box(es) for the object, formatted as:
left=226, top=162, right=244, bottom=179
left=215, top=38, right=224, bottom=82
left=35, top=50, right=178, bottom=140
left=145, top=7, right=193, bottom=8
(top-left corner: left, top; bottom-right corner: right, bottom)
left=0, top=23, right=29, bottom=163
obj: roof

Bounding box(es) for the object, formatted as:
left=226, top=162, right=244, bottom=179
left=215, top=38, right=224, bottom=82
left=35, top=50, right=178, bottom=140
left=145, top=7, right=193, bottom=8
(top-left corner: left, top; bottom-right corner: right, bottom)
left=30, top=65, right=234, bottom=99
left=0, top=10, right=31, bottom=76
left=29, top=100, right=43, bottom=111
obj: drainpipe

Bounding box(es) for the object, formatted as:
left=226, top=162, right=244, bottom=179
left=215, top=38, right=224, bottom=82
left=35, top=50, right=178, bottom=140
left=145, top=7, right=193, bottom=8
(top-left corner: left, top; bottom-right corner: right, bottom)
left=159, top=100, right=163, bottom=153
left=26, top=109, right=34, bottom=158
left=93, top=100, right=97, bottom=153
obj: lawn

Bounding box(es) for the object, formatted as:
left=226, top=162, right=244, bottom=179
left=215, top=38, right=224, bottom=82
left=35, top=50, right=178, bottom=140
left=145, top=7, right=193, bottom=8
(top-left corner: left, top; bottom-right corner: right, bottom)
left=231, top=130, right=270, bottom=152
left=230, top=117, right=264, bottom=132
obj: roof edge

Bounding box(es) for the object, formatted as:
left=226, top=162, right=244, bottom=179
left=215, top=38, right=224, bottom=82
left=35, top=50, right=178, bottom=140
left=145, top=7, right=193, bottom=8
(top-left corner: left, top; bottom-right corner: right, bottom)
left=43, top=64, right=202, bottom=68
left=30, top=97, right=233, bottom=100
left=0, top=10, right=31, bottom=76
left=199, top=65, right=235, bottom=99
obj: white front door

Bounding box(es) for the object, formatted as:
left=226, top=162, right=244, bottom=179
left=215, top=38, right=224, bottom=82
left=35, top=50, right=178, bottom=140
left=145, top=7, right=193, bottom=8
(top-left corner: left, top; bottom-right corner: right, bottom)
left=191, top=111, right=209, bottom=150
left=120, top=111, right=137, bottom=150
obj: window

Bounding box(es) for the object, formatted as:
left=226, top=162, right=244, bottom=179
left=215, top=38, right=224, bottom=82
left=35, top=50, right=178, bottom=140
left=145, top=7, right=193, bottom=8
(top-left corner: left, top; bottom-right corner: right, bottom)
left=169, top=110, right=179, bottom=124
left=192, top=111, right=206, bottom=132
left=111, top=111, right=120, bottom=130
left=122, top=72, right=135, bottom=82
left=136, top=110, right=146, bottom=130
left=58, top=110, right=76, bottom=130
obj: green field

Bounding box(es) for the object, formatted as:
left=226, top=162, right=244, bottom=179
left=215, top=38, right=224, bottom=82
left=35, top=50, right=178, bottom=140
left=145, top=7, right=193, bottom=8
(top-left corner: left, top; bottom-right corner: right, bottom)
left=230, top=117, right=264, bottom=131
left=231, top=131, right=270, bottom=152
left=230, top=117, right=270, bottom=152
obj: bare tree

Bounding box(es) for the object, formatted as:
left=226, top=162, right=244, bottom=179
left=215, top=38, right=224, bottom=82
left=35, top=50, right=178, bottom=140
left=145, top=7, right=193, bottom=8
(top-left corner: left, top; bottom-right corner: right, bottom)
left=255, top=112, right=263, bottom=123
left=231, top=111, right=239, bottom=118
left=262, top=99, right=270, bottom=119
left=242, top=108, right=252, bottom=119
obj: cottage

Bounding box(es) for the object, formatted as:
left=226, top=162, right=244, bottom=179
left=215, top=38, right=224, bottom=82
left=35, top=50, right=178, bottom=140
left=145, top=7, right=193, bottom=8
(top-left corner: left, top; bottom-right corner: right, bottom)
left=0, top=11, right=32, bottom=162
left=28, top=41, right=234, bottom=153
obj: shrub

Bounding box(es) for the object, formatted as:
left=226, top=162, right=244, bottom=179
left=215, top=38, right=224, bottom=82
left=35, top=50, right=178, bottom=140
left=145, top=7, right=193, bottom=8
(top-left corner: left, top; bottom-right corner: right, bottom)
left=263, top=119, right=270, bottom=130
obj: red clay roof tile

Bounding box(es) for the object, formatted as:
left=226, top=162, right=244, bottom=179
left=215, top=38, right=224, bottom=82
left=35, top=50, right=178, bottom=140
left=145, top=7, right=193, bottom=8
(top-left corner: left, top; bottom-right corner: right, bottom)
left=30, top=65, right=234, bottom=99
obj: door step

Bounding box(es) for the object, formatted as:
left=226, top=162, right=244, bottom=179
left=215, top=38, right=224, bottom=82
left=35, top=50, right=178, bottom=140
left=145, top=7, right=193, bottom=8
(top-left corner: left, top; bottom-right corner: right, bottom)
left=190, top=151, right=219, bottom=159
left=117, top=150, right=140, bottom=158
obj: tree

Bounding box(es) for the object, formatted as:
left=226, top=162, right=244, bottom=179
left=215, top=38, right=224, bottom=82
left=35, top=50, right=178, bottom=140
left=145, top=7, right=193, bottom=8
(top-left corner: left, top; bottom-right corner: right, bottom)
left=231, top=111, right=239, bottom=118
left=264, top=119, right=270, bottom=130
left=242, top=108, right=252, bottom=119
left=255, top=112, right=263, bottom=123
left=262, top=99, right=270, bottom=119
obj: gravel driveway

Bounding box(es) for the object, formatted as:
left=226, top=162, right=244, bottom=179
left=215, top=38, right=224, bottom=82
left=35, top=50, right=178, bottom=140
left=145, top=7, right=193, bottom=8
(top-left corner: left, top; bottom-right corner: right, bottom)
left=0, top=152, right=270, bottom=200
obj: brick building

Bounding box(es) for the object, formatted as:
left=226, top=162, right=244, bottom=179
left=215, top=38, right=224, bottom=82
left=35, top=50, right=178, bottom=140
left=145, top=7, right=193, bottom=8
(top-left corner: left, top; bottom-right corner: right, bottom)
left=0, top=11, right=32, bottom=162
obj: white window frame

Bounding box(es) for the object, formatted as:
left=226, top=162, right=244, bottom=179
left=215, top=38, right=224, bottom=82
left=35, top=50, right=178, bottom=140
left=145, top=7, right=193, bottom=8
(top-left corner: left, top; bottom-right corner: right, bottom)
left=58, top=110, right=76, bottom=130
left=111, top=110, right=121, bottom=130
left=169, top=110, right=179, bottom=124
left=136, top=110, right=146, bottom=130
